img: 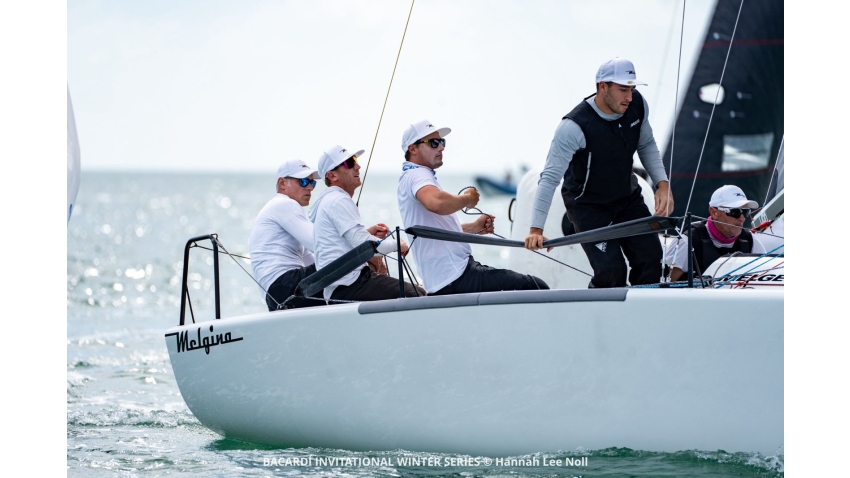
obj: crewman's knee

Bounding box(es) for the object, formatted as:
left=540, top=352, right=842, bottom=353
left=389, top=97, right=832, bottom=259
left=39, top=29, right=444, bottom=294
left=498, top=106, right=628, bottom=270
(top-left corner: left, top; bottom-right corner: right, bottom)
left=590, top=264, right=628, bottom=288
left=527, top=275, right=549, bottom=290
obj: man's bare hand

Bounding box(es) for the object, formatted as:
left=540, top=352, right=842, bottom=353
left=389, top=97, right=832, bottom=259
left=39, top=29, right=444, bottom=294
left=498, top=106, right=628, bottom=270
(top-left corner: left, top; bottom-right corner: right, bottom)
left=525, top=227, right=550, bottom=251
left=368, top=223, right=390, bottom=239
left=461, top=188, right=480, bottom=209
left=367, top=255, right=388, bottom=275
left=654, top=181, right=674, bottom=216
left=473, top=214, right=494, bottom=235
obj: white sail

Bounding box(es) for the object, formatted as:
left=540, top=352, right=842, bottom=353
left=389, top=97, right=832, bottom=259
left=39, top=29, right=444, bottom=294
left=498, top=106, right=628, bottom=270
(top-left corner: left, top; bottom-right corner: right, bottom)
left=67, top=86, right=81, bottom=223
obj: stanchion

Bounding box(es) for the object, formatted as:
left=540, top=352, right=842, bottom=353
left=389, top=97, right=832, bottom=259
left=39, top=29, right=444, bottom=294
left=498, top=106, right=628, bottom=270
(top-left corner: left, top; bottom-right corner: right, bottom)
left=397, top=227, right=404, bottom=298
left=686, top=213, right=693, bottom=288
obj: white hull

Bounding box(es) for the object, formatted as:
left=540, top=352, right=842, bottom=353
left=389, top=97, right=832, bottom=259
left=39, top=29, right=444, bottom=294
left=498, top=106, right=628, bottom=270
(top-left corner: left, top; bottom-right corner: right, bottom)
left=165, top=288, right=783, bottom=455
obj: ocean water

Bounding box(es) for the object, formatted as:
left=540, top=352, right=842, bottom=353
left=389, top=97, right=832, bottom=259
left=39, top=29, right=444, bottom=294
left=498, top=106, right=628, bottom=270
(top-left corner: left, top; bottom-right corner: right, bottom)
left=67, top=171, right=783, bottom=476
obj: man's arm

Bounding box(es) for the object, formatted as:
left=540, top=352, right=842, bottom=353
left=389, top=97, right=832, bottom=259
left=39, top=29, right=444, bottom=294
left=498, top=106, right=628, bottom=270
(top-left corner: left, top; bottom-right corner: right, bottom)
left=415, top=186, right=479, bottom=215
left=525, top=118, right=584, bottom=250
left=277, top=202, right=315, bottom=252
left=664, top=235, right=689, bottom=281
left=341, top=226, right=408, bottom=256
left=635, top=97, right=674, bottom=216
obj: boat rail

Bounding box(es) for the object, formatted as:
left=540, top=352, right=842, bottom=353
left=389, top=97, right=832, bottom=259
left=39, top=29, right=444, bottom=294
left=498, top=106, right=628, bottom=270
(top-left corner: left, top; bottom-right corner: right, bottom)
left=179, top=234, right=222, bottom=326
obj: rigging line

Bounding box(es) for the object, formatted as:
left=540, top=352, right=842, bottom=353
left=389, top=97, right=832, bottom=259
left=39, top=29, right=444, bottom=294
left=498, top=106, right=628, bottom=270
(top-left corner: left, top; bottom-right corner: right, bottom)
left=456, top=188, right=592, bottom=277
left=650, top=0, right=682, bottom=119
left=736, top=260, right=784, bottom=288
left=356, top=0, right=416, bottom=207
left=763, top=135, right=784, bottom=205
left=211, top=236, right=283, bottom=310
left=390, top=229, right=422, bottom=288
left=683, top=0, right=746, bottom=215
left=376, top=251, right=422, bottom=288
left=374, top=229, right=418, bottom=286
left=284, top=295, right=360, bottom=306
left=662, top=0, right=687, bottom=274
left=711, top=244, right=784, bottom=288
left=401, top=257, right=421, bottom=288
left=192, top=244, right=250, bottom=261
left=186, top=289, right=196, bottom=324
left=656, top=0, right=688, bottom=282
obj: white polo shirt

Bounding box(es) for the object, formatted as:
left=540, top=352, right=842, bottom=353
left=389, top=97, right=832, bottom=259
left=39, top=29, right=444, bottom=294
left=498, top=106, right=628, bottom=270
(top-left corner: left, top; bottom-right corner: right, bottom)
left=398, top=162, right=471, bottom=293
left=248, top=194, right=315, bottom=298
left=308, top=186, right=370, bottom=299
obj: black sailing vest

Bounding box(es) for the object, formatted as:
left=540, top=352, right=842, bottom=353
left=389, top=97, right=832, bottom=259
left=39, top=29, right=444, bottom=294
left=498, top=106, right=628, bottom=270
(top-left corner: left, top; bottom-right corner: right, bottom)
left=560, top=89, right=645, bottom=206
left=690, top=221, right=753, bottom=273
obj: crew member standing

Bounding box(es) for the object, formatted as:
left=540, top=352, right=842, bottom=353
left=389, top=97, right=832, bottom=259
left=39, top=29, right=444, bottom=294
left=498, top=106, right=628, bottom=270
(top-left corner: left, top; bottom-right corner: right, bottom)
left=525, top=57, right=673, bottom=288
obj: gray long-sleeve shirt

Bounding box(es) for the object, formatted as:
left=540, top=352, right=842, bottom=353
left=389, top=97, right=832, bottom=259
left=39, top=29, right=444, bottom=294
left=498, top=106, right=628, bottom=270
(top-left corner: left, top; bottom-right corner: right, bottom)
left=530, top=96, right=668, bottom=230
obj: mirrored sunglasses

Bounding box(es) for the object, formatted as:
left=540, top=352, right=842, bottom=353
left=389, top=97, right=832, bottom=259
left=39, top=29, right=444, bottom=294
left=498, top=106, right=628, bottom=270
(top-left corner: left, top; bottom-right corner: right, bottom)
left=288, top=177, right=317, bottom=188
left=717, top=207, right=751, bottom=219
left=414, top=138, right=446, bottom=148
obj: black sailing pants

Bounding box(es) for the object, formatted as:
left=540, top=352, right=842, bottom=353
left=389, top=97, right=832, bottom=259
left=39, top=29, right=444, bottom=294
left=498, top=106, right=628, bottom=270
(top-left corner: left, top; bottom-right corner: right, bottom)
left=331, top=267, right=426, bottom=302
left=266, top=264, right=325, bottom=311
left=431, top=255, right=549, bottom=296
left=565, top=189, right=663, bottom=288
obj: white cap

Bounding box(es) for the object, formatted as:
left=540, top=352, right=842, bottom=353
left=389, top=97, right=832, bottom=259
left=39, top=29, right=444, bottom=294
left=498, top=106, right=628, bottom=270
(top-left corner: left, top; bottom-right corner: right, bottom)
left=709, top=185, right=759, bottom=209
left=277, top=159, right=319, bottom=181
left=318, top=145, right=365, bottom=178
left=401, top=119, right=451, bottom=152
left=595, top=58, right=647, bottom=86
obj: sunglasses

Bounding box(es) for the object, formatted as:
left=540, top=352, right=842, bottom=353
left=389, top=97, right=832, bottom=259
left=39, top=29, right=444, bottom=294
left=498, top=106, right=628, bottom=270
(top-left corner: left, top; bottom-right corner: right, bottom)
left=414, top=138, right=446, bottom=148
left=335, top=155, right=358, bottom=170
left=716, top=207, right=752, bottom=219
left=288, top=177, right=317, bottom=188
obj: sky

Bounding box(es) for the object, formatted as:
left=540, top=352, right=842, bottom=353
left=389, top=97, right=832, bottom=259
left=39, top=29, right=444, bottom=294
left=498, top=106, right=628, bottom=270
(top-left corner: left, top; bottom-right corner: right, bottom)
left=65, top=0, right=717, bottom=176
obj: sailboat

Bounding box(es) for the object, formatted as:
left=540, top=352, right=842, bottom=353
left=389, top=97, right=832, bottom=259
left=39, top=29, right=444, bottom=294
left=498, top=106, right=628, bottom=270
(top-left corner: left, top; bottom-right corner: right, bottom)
left=68, top=86, right=81, bottom=223
left=164, top=0, right=783, bottom=456
left=473, top=174, right=517, bottom=196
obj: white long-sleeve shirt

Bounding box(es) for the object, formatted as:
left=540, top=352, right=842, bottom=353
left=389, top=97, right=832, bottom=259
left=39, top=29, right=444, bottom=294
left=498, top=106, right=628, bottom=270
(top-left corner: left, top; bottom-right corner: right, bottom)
left=249, top=194, right=315, bottom=298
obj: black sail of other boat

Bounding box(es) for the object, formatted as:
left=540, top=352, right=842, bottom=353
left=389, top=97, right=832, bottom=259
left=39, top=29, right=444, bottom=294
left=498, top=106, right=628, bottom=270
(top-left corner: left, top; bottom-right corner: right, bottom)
left=663, top=0, right=783, bottom=214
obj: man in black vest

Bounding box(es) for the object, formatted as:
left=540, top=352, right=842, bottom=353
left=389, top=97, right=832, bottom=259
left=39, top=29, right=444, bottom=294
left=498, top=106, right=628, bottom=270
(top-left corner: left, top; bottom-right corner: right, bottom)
left=524, top=58, right=673, bottom=288
left=664, top=185, right=765, bottom=281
